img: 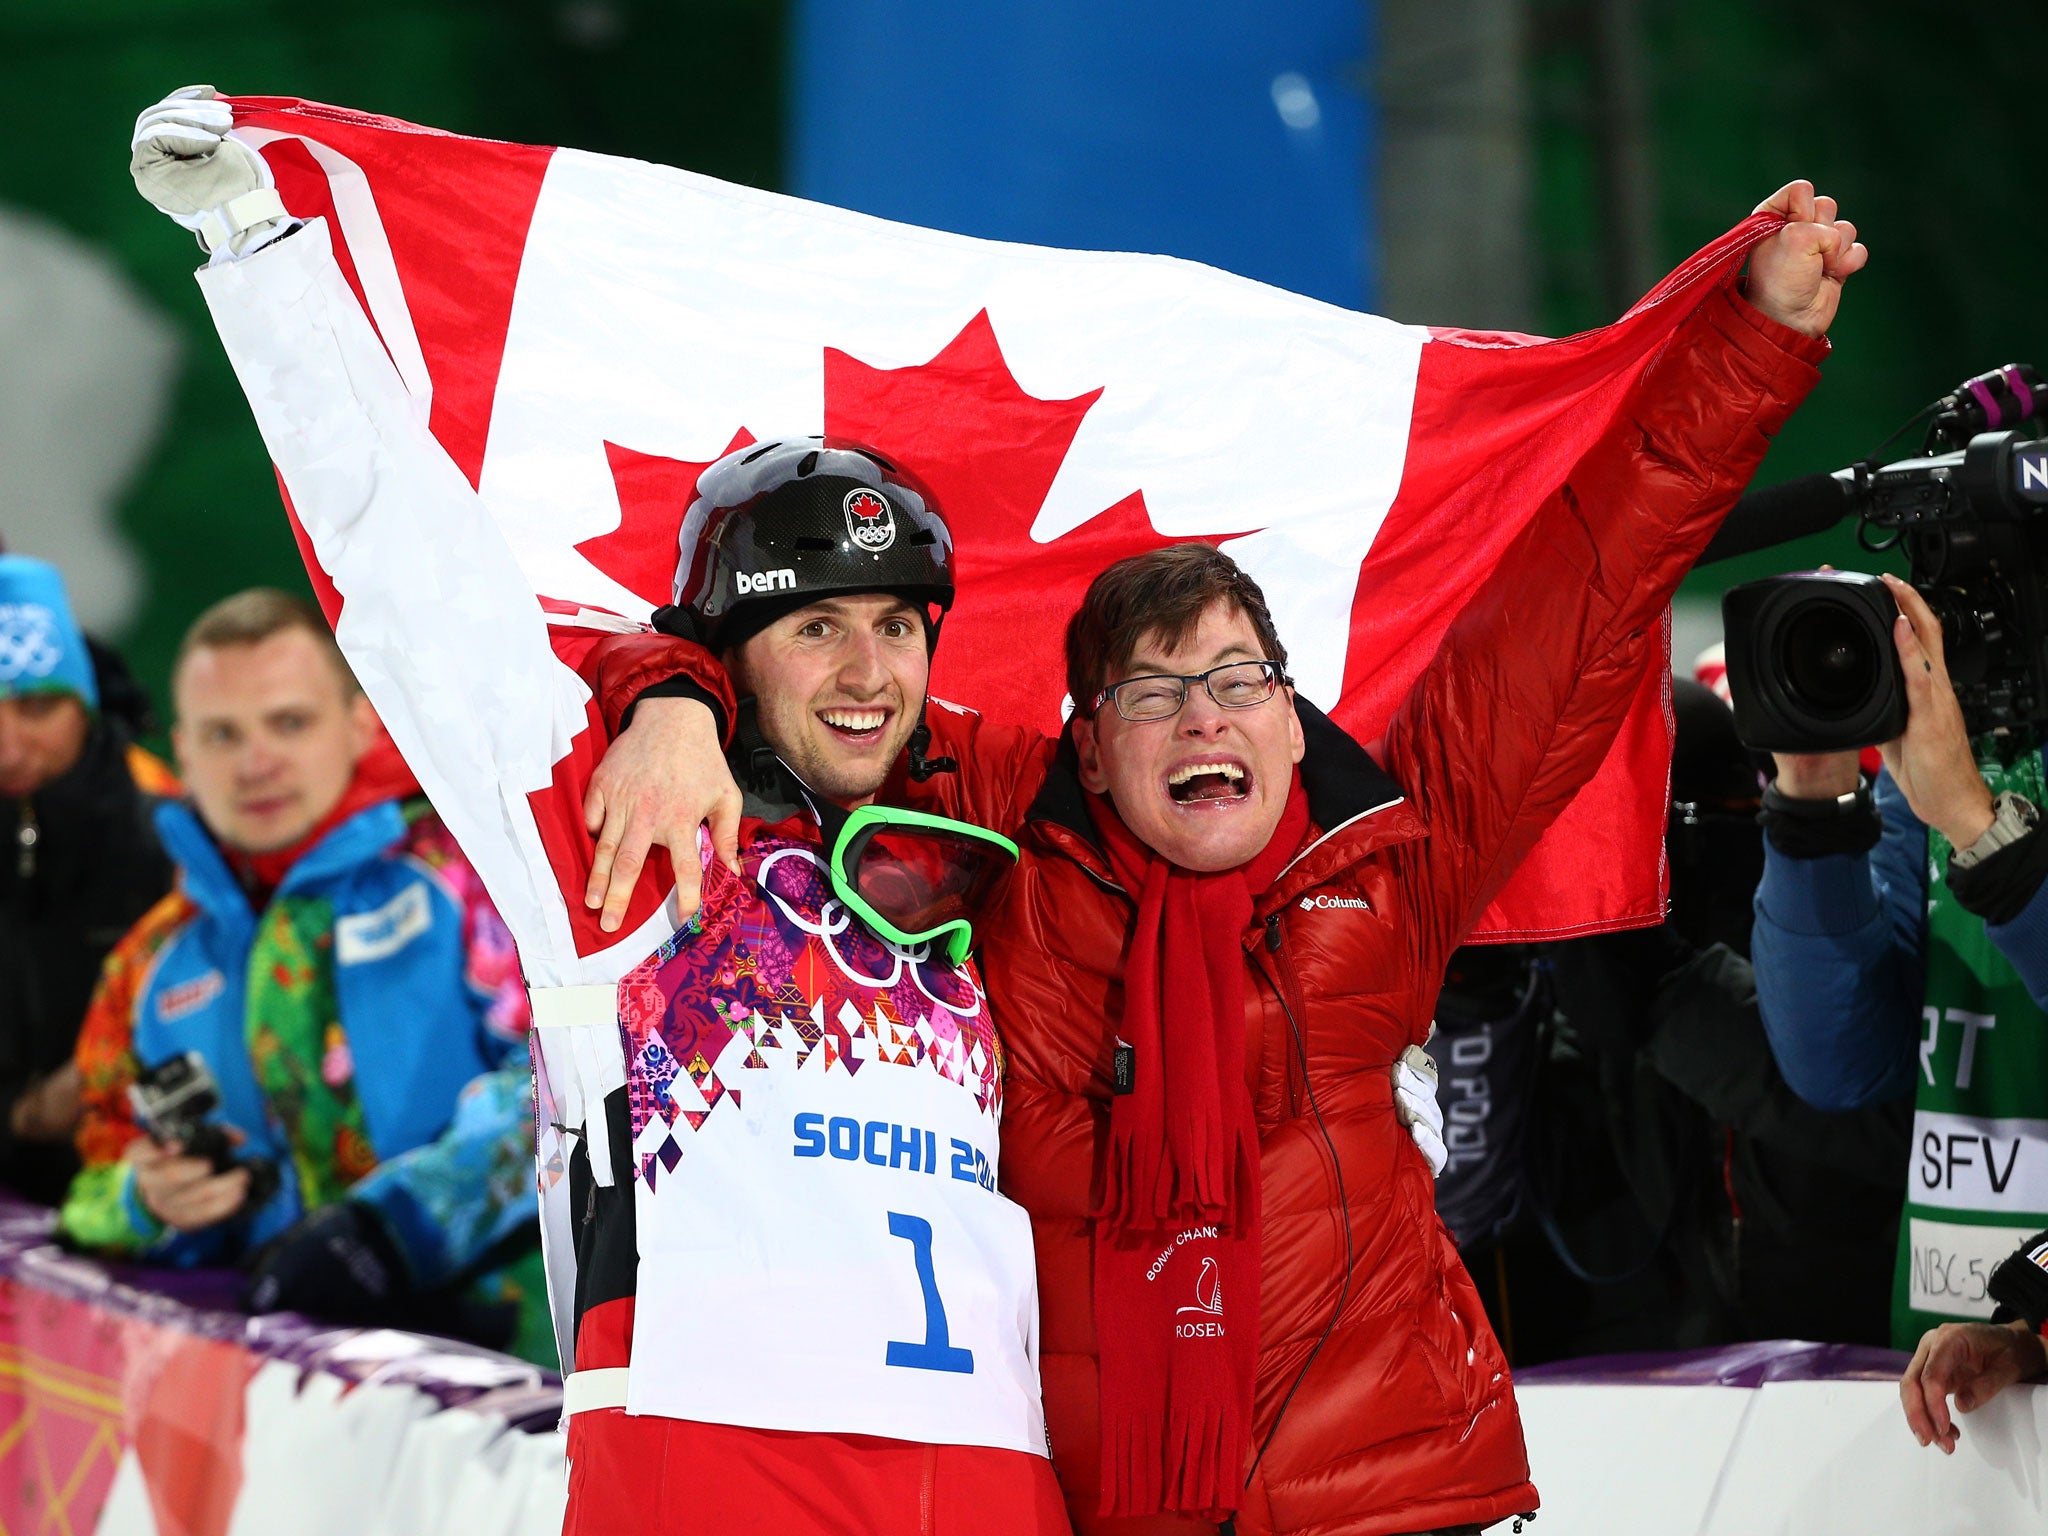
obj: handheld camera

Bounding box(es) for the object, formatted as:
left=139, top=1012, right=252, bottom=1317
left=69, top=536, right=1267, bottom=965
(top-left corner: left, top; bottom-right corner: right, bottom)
left=128, top=1052, right=281, bottom=1213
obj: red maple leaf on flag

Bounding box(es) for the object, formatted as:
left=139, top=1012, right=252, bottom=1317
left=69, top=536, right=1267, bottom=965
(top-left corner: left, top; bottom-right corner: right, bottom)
left=578, top=310, right=1256, bottom=730
left=576, top=429, right=756, bottom=610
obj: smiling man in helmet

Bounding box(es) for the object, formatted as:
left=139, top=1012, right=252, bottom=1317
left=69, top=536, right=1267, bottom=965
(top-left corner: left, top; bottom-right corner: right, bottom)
left=534, top=437, right=1071, bottom=1536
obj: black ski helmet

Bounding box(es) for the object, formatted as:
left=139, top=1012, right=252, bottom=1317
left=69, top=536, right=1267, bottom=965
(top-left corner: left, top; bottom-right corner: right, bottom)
left=673, top=437, right=955, bottom=652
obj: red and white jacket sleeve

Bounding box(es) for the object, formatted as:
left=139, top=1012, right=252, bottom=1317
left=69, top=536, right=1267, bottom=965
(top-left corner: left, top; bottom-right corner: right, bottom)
left=1384, top=284, right=1827, bottom=963
left=196, top=217, right=731, bottom=1371
left=197, top=218, right=712, bottom=986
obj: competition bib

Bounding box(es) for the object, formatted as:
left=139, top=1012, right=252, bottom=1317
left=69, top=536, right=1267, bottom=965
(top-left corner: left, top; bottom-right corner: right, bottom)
left=1893, top=747, right=2048, bottom=1346
left=616, top=837, right=1046, bottom=1455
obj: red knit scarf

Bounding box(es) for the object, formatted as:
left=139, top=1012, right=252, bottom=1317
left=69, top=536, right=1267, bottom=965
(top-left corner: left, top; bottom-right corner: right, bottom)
left=1084, top=774, right=1310, bottom=1518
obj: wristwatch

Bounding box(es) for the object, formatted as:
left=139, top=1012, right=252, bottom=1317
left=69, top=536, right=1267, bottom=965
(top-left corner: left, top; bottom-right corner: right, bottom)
left=1950, top=792, right=2040, bottom=871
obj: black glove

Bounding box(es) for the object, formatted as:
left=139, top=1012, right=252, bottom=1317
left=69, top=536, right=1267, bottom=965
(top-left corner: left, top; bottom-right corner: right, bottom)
left=1990, top=1229, right=2048, bottom=1332
left=243, top=1201, right=412, bottom=1323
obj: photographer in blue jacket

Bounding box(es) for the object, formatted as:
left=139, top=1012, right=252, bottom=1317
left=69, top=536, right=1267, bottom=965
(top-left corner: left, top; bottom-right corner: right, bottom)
left=1752, top=572, right=2048, bottom=1360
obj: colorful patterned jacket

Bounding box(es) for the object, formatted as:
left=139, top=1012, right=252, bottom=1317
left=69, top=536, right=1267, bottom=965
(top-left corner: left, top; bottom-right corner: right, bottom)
left=59, top=795, right=534, bottom=1294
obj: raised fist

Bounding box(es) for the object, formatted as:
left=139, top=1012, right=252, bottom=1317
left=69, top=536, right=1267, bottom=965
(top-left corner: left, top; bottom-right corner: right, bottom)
left=1742, top=180, right=1868, bottom=339
left=130, top=86, right=289, bottom=257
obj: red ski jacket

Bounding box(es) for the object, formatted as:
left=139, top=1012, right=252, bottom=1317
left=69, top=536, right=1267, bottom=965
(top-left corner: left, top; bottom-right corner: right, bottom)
left=587, top=282, right=1826, bottom=1536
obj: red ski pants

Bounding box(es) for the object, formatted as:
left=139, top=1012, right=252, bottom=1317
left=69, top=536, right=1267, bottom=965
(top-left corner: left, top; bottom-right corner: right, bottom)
left=563, top=1298, right=1071, bottom=1536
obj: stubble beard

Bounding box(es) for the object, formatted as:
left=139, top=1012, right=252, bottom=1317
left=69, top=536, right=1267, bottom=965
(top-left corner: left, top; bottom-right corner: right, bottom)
left=763, top=704, right=917, bottom=807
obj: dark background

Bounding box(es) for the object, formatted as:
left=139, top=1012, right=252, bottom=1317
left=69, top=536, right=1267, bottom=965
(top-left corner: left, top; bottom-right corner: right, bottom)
left=0, top=0, right=2032, bottom=723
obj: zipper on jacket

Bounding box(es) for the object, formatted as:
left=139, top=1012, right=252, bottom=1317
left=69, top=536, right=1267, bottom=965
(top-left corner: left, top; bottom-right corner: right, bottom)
left=1257, top=912, right=1309, bottom=1114
left=15, top=800, right=35, bottom=882
left=1250, top=914, right=1298, bottom=1116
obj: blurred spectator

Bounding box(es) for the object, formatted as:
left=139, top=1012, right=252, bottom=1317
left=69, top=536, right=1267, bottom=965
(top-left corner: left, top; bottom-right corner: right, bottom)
left=0, top=554, right=175, bottom=1205
left=1753, top=574, right=2048, bottom=1349
left=56, top=590, right=549, bottom=1363
left=1429, top=942, right=1547, bottom=1259
left=1444, top=679, right=1908, bottom=1360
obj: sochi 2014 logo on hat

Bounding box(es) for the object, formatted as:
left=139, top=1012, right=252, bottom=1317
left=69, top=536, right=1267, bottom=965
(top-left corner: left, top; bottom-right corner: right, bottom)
left=844, top=488, right=897, bottom=553
left=0, top=603, right=63, bottom=683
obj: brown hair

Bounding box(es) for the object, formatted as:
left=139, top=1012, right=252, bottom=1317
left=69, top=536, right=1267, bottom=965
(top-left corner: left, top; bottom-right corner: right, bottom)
left=1064, top=543, right=1288, bottom=716
left=176, top=588, right=361, bottom=696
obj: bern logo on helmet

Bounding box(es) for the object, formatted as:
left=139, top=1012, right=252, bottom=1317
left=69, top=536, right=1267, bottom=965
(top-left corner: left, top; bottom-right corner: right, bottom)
left=844, top=488, right=897, bottom=553
left=734, top=568, right=798, bottom=596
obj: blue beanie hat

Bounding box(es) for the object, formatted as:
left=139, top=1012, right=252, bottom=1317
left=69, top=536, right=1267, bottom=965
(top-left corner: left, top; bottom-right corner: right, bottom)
left=0, top=556, right=98, bottom=709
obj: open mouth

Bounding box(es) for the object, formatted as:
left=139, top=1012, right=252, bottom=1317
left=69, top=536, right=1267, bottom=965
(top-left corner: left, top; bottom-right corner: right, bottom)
left=1165, top=758, right=1252, bottom=806
left=818, top=706, right=892, bottom=746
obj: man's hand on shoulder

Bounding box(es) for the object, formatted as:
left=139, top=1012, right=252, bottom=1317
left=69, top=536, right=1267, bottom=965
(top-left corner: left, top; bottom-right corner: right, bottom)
left=1742, top=180, right=1868, bottom=339
left=584, top=697, right=743, bottom=932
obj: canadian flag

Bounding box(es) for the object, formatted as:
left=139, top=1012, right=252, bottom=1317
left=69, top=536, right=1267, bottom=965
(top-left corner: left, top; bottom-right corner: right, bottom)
left=203, top=96, right=1779, bottom=985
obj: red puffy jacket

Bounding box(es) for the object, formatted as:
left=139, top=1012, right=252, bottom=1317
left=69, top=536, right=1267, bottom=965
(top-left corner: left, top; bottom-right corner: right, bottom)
left=588, top=283, right=1825, bottom=1536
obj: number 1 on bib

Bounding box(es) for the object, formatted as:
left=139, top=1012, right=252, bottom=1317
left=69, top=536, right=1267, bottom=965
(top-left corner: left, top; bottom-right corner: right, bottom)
left=884, top=1211, right=975, bottom=1374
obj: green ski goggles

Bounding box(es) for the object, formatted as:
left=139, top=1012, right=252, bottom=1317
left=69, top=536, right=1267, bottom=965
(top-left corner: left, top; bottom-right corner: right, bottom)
left=826, top=805, right=1019, bottom=968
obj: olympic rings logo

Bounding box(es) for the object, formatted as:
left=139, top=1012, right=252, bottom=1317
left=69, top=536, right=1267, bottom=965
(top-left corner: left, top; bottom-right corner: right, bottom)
left=755, top=844, right=981, bottom=1016
left=0, top=604, right=64, bottom=683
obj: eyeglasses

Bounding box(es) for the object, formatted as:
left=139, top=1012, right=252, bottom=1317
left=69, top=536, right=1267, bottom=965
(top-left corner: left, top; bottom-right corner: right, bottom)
left=1091, top=660, right=1290, bottom=723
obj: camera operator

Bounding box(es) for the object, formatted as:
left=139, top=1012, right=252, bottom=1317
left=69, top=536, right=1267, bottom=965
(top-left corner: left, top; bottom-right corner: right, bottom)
left=1453, top=679, right=1908, bottom=1361
left=1752, top=572, right=2048, bottom=1354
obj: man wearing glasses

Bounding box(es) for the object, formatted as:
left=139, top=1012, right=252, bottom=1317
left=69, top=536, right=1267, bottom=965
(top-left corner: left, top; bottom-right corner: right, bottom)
left=586, top=167, right=1850, bottom=1529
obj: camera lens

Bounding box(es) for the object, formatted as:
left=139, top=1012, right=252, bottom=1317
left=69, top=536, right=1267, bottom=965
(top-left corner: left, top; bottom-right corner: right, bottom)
left=1778, top=602, right=1881, bottom=718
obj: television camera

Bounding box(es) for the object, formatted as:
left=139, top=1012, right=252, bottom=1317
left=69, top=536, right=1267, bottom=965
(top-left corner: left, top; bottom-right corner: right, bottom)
left=1717, top=365, right=2048, bottom=751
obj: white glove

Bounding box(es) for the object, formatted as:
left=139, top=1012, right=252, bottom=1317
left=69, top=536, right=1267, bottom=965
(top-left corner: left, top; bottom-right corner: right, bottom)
left=1393, top=1043, right=1447, bottom=1177
left=130, top=85, right=291, bottom=258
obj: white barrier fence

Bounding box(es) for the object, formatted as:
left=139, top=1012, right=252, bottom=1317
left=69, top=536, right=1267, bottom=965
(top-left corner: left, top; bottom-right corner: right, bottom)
left=0, top=1197, right=2032, bottom=1536
left=1517, top=1375, right=2047, bottom=1534
left=89, top=1368, right=2048, bottom=1535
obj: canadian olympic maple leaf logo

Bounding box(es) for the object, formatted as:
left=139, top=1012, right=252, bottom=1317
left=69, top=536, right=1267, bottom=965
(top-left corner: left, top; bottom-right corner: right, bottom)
left=843, top=487, right=897, bottom=552
left=576, top=310, right=1258, bottom=730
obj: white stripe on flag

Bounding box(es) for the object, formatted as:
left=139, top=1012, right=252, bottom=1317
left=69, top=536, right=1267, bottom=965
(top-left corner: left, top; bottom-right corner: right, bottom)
left=237, top=127, right=435, bottom=410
